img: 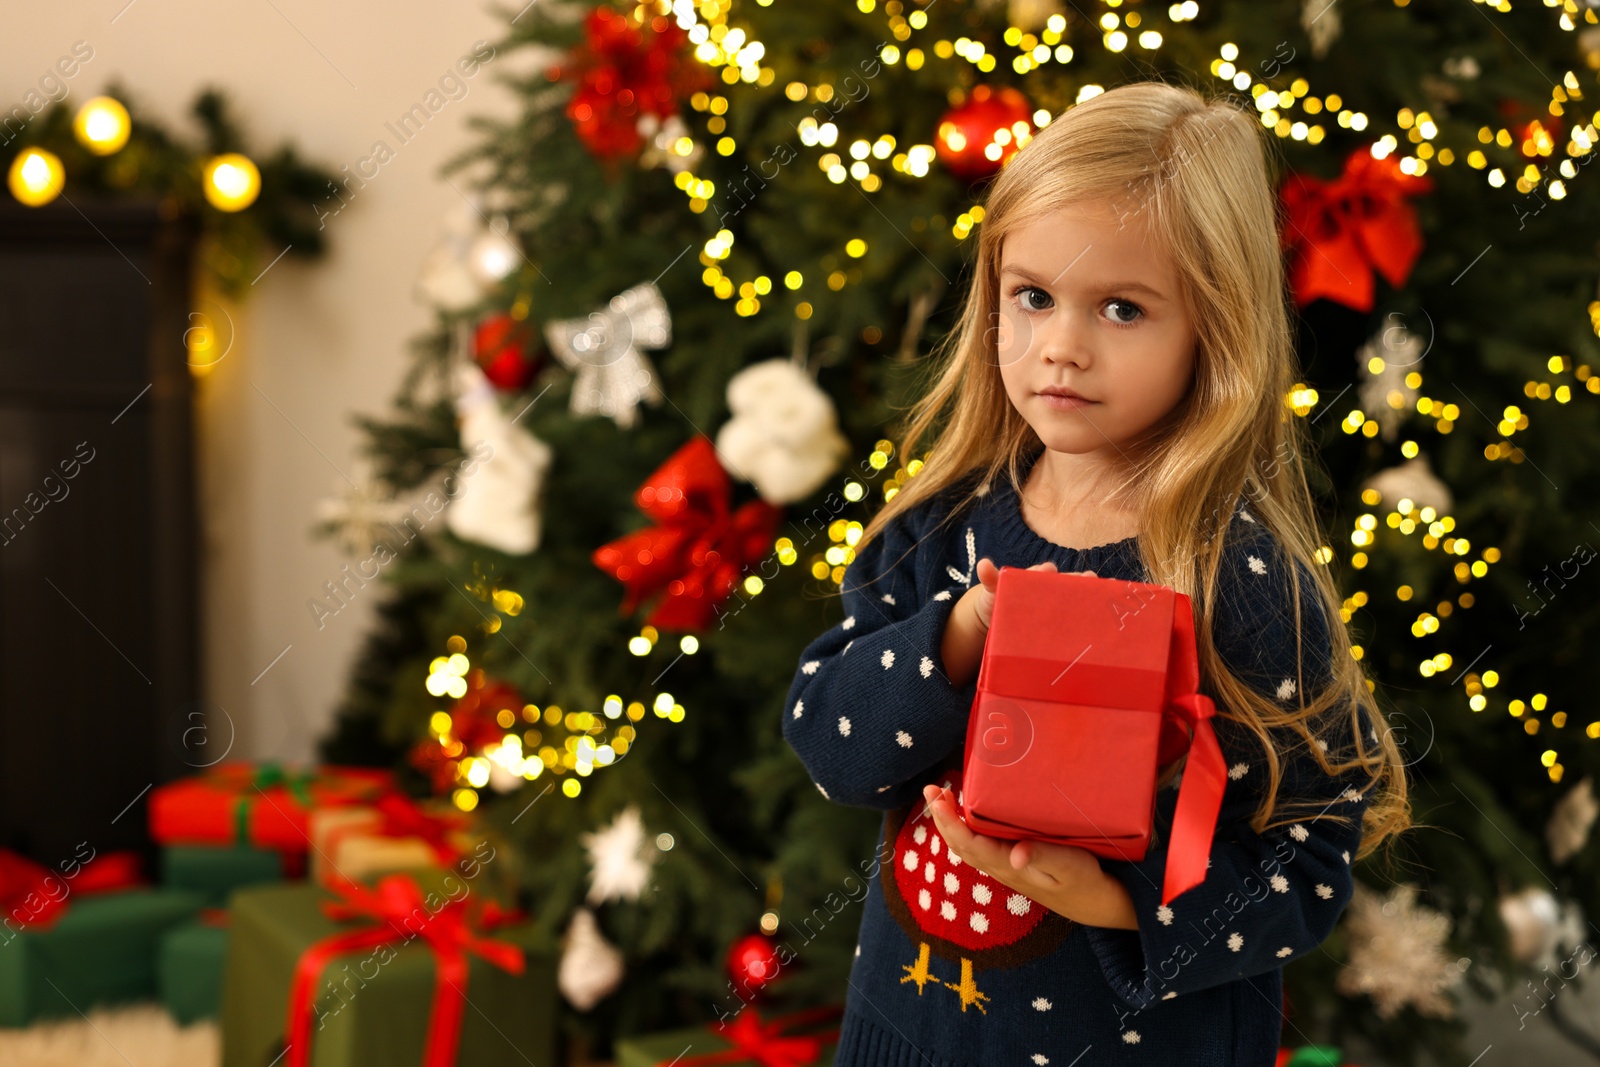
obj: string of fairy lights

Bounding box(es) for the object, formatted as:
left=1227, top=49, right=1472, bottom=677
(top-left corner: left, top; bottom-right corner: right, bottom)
left=6, top=95, right=262, bottom=211
left=414, top=1, right=1600, bottom=806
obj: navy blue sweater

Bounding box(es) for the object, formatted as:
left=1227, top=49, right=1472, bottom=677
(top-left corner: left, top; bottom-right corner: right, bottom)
left=782, top=449, right=1374, bottom=1066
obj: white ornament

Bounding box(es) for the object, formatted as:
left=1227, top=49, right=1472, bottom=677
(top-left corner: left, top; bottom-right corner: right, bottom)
left=445, top=362, right=553, bottom=555
left=467, top=216, right=522, bottom=285
left=1356, top=323, right=1424, bottom=443
left=582, top=804, right=659, bottom=905
left=558, top=905, right=626, bottom=1010
left=638, top=113, right=705, bottom=174
left=1363, top=454, right=1453, bottom=516
left=543, top=281, right=671, bottom=430
left=1336, top=883, right=1462, bottom=1019
left=314, top=463, right=416, bottom=557
left=415, top=198, right=494, bottom=312
left=1301, top=0, right=1342, bottom=60
left=713, top=358, right=850, bottom=505
left=1499, top=887, right=1562, bottom=966
left=1547, top=776, right=1598, bottom=865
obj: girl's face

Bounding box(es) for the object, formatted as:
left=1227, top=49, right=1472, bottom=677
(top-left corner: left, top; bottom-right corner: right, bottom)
left=993, top=199, right=1196, bottom=466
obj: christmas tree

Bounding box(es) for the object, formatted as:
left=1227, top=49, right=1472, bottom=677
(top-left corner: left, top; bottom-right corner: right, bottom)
left=317, top=1, right=1600, bottom=1061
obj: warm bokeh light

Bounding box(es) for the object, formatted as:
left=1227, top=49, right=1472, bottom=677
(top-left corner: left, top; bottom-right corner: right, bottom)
left=74, top=97, right=132, bottom=155
left=202, top=153, right=261, bottom=211
left=8, top=149, right=64, bottom=207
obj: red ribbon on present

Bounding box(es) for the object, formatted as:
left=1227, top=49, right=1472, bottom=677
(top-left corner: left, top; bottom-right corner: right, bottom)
left=1279, top=148, right=1434, bottom=313
left=658, top=1005, right=845, bottom=1067
left=0, top=848, right=144, bottom=931
left=373, top=793, right=472, bottom=866
left=284, top=873, right=525, bottom=1067
left=593, top=435, right=782, bottom=633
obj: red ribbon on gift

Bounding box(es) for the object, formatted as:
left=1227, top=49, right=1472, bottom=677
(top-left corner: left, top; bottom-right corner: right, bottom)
left=1, top=848, right=144, bottom=931
left=284, top=873, right=525, bottom=1067
left=657, top=1005, right=844, bottom=1067
left=593, top=435, right=782, bottom=633
left=373, top=794, right=471, bottom=866
left=1280, top=148, right=1433, bottom=313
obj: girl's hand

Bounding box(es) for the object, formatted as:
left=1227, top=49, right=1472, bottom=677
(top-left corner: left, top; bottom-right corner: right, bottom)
left=944, top=559, right=1103, bottom=688
left=970, top=558, right=1097, bottom=632
left=919, top=783, right=1138, bottom=930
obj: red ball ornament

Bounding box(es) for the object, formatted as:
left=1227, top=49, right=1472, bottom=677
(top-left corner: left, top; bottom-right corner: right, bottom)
left=936, top=85, right=1035, bottom=183
left=473, top=314, right=538, bottom=392
left=1495, top=98, right=1563, bottom=159
left=726, top=932, right=782, bottom=994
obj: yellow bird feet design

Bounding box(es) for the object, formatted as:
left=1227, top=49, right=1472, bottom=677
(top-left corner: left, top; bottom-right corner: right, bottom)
left=899, top=942, right=935, bottom=993
left=941, top=958, right=989, bottom=1014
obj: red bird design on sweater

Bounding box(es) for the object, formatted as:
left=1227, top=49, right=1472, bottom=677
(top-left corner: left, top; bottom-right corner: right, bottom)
left=881, top=763, right=1076, bottom=1013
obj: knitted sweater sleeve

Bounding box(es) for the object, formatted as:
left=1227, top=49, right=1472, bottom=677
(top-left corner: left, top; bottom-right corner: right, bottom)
left=1084, top=517, right=1373, bottom=1010
left=781, top=502, right=978, bottom=810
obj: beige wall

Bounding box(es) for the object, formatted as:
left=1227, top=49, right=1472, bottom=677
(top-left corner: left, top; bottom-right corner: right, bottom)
left=3, top=1, right=539, bottom=761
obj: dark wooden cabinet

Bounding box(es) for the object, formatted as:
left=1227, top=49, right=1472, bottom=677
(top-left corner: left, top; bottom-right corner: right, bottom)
left=0, top=197, right=199, bottom=866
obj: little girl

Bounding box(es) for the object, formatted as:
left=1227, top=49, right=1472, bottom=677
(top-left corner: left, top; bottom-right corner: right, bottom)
left=782, top=81, right=1410, bottom=1066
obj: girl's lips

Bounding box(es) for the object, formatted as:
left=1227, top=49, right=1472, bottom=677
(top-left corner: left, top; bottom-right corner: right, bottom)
left=1037, top=392, right=1096, bottom=410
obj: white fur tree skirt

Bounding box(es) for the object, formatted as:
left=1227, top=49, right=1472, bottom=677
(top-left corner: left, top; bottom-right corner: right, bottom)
left=0, top=1004, right=218, bottom=1067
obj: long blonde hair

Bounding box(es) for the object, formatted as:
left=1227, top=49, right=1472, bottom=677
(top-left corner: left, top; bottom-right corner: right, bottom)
left=858, top=79, right=1409, bottom=859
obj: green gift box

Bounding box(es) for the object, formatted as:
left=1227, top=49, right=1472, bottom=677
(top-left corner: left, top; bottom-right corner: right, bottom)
left=158, top=916, right=230, bottom=1023
left=0, top=888, right=205, bottom=1027
left=163, top=845, right=291, bottom=905
left=614, top=1006, right=843, bottom=1067
left=220, top=876, right=558, bottom=1067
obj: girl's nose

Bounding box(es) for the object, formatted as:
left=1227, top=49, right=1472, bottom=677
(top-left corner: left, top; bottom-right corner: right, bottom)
left=1039, top=316, right=1093, bottom=369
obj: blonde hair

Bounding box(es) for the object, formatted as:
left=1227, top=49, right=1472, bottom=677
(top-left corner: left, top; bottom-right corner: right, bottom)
left=857, top=79, right=1410, bottom=860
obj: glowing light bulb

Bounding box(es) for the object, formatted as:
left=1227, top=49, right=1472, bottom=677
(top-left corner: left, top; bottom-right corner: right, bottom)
left=8, top=149, right=64, bottom=207
left=203, top=153, right=260, bottom=212
left=74, top=97, right=131, bottom=155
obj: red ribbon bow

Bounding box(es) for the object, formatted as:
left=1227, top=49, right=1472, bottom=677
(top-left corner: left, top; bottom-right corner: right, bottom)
left=662, top=1005, right=844, bottom=1067
left=285, top=873, right=525, bottom=1067
left=593, top=435, right=782, bottom=633
left=1280, top=148, right=1434, bottom=313
left=554, top=5, right=713, bottom=164
left=0, top=848, right=143, bottom=932
left=373, top=794, right=471, bottom=866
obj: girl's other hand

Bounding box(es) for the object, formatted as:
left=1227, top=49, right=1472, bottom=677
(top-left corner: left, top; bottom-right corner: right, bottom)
left=971, top=558, right=1097, bottom=632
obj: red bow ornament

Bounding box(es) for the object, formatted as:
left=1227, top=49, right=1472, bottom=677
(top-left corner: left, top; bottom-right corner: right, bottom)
left=552, top=5, right=713, bottom=164
left=284, top=873, right=525, bottom=1067
left=594, top=435, right=781, bottom=633
left=1280, top=148, right=1434, bottom=312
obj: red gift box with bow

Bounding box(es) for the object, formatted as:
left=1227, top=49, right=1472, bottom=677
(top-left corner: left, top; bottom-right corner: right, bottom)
left=149, top=761, right=397, bottom=852
left=958, top=568, right=1228, bottom=906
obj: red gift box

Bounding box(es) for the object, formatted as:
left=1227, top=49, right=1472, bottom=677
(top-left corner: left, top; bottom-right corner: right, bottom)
left=149, top=761, right=396, bottom=852
left=958, top=568, right=1228, bottom=905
